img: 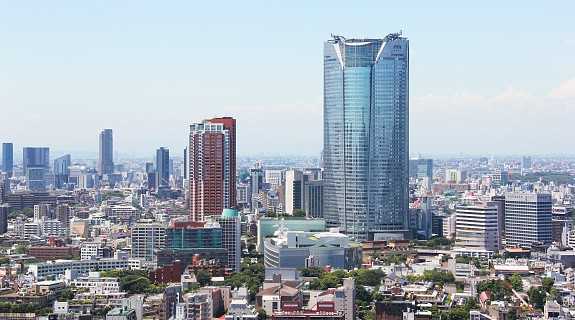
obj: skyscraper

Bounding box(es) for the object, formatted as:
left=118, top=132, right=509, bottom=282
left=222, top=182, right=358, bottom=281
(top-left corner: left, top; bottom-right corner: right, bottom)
left=505, top=192, right=552, bottom=248
left=323, top=33, right=409, bottom=240
left=2, top=143, right=13, bottom=177
left=98, top=129, right=114, bottom=175
left=53, top=154, right=71, bottom=189
left=285, top=169, right=306, bottom=215
left=23, top=147, right=50, bottom=192
left=188, top=117, right=236, bottom=221
left=156, top=147, right=170, bottom=190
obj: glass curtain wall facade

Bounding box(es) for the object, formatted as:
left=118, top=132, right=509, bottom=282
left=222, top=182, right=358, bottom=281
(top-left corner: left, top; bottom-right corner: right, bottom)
left=323, top=34, right=409, bottom=240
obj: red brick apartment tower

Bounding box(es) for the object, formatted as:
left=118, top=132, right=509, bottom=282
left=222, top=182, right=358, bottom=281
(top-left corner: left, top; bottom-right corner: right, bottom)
left=188, top=117, right=236, bottom=221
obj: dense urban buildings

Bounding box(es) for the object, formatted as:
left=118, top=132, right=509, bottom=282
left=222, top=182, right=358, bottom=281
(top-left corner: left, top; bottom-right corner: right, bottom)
left=98, top=128, right=114, bottom=175
left=323, top=33, right=409, bottom=240
left=188, top=117, right=236, bottom=221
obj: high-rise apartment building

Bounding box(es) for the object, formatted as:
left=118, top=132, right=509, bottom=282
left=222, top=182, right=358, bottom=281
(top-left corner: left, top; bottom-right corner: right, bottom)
left=98, top=129, right=114, bottom=175
left=454, top=203, right=500, bottom=254
left=323, top=33, right=409, bottom=240
left=505, top=192, right=552, bottom=248
left=188, top=118, right=236, bottom=221
left=2, top=143, right=13, bottom=177
left=53, top=154, right=71, bottom=189
left=156, top=147, right=170, bottom=190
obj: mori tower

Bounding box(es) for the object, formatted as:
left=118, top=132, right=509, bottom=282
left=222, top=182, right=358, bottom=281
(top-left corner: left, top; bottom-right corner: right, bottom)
left=323, top=33, right=409, bottom=240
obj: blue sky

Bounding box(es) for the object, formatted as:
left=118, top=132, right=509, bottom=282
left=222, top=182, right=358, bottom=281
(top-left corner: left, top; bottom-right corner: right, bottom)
left=1, top=1, right=574, bottom=158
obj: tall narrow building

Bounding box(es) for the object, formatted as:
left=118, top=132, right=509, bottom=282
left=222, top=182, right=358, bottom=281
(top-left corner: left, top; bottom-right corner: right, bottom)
left=2, top=143, right=13, bottom=177
left=53, top=154, right=71, bottom=189
left=188, top=117, right=236, bottom=221
left=98, top=129, right=114, bottom=175
left=323, top=33, right=409, bottom=240
left=156, top=147, right=170, bottom=189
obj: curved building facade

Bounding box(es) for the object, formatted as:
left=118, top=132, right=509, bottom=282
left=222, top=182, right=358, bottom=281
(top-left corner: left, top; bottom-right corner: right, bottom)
left=323, top=34, right=409, bottom=240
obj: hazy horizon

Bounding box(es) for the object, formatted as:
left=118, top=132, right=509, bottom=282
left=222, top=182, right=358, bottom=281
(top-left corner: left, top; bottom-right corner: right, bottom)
left=1, top=1, right=574, bottom=157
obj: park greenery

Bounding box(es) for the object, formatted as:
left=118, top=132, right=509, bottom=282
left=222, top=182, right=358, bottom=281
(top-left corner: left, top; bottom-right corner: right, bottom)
left=0, top=302, right=52, bottom=316
left=405, top=269, right=455, bottom=286
left=224, top=258, right=265, bottom=301
left=100, top=270, right=166, bottom=294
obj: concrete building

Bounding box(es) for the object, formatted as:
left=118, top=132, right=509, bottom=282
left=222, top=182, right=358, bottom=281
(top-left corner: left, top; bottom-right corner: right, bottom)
left=257, top=218, right=326, bottom=253
left=284, top=169, right=305, bottom=215
left=188, top=118, right=236, bottom=221
left=29, top=258, right=142, bottom=279
left=131, top=222, right=166, bottom=260
left=505, top=192, right=552, bottom=248
left=177, top=292, right=212, bottom=320
left=70, top=271, right=121, bottom=294
left=263, top=227, right=358, bottom=269
left=265, top=169, right=283, bottom=191
left=304, top=180, right=323, bottom=218
left=454, top=203, right=500, bottom=255
left=217, top=209, right=241, bottom=272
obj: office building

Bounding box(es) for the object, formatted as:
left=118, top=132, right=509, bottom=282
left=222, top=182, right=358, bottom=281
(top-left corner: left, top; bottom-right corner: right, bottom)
left=304, top=180, right=323, bottom=218
left=445, top=169, right=467, bottom=183
left=284, top=169, right=306, bottom=215
left=454, top=203, right=500, bottom=255
left=23, top=147, right=49, bottom=191
left=409, top=158, right=433, bottom=189
left=27, top=167, right=47, bottom=191
left=159, top=219, right=228, bottom=268
left=156, top=147, right=170, bottom=190
left=323, top=34, right=409, bottom=240
left=145, top=161, right=156, bottom=190
left=217, top=209, right=241, bottom=272
left=23, top=147, right=50, bottom=173
left=2, top=143, right=13, bottom=177
left=521, top=156, right=532, bottom=170
left=53, top=154, right=71, bottom=189
left=131, top=222, right=166, bottom=260
left=249, top=167, right=264, bottom=210
left=98, top=129, right=114, bottom=175
left=265, top=169, right=283, bottom=190
left=505, top=192, right=553, bottom=248
left=188, top=117, right=236, bottom=221
left=0, top=204, right=8, bottom=234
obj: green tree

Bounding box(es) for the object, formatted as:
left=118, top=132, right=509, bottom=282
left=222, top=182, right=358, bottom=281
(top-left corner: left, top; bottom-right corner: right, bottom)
left=300, top=267, right=324, bottom=277
left=422, top=269, right=455, bottom=285
left=257, top=309, right=267, bottom=320
left=528, top=287, right=546, bottom=309
left=349, top=269, right=385, bottom=286
left=541, top=277, right=554, bottom=293
left=195, top=270, right=211, bottom=287
left=509, top=274, right=523, bottom=291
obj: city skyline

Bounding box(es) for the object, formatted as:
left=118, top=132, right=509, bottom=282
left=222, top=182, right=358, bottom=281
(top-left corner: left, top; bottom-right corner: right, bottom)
left=1, top=2, right=574, bottom=157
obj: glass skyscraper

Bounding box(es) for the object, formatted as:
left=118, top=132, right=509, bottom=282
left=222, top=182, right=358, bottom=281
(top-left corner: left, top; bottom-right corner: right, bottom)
left=2, top=143, right=13, bottom=177
left=155, top=147, right=170, bottom=189
left=98, top=129, right=114, bottom=175
left=323, top=33, right=409, bottom=240
left=53, top=154, right=71, bottom=189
